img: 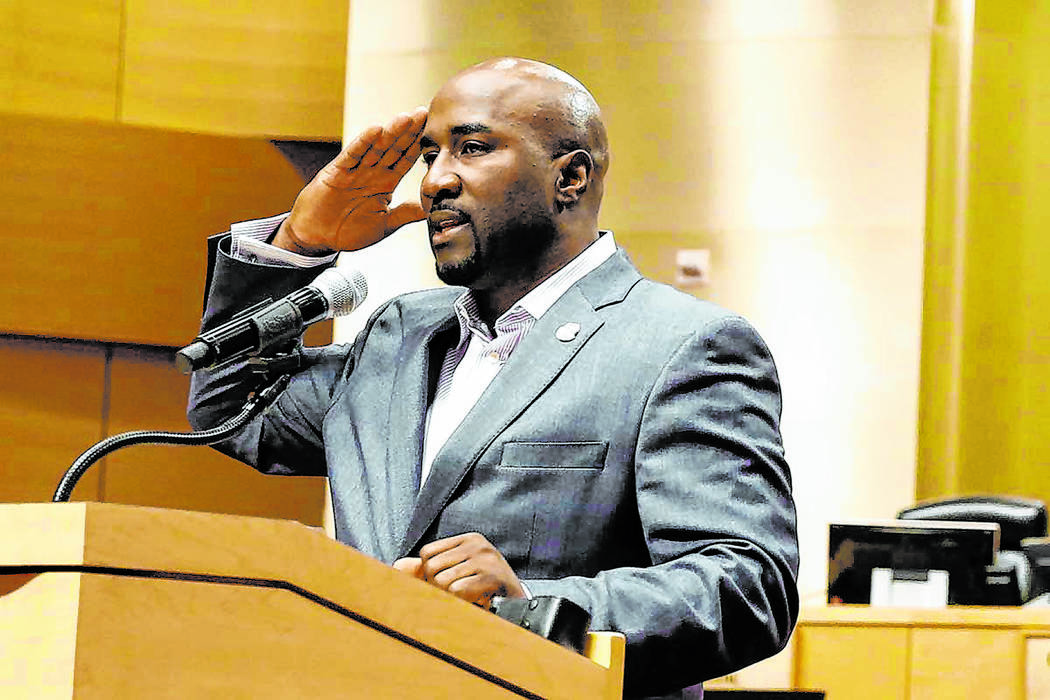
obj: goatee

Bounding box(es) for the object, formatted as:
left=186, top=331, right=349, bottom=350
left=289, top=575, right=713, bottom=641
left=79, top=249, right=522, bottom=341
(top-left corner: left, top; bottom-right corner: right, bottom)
left=435, top=228, right=484, bottom=286
left=436, top=251, right=482, bottom=286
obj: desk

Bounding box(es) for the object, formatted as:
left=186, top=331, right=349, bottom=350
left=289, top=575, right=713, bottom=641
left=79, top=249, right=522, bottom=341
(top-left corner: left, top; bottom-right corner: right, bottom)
left=790, top=606, right=1050, bottom=699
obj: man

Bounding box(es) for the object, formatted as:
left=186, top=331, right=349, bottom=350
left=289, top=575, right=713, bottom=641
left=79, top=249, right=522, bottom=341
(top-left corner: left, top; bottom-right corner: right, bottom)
left=189, top=58, right=799, bottom=697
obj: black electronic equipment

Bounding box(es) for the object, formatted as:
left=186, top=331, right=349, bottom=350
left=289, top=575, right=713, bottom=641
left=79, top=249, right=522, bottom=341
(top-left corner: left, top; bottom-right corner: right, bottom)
left=828, top=519, right=1000, bottom=605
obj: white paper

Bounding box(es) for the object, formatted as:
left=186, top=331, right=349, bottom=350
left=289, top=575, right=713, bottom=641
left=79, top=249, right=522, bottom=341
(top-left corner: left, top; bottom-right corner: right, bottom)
left=870, top=567, right=949, bottom=608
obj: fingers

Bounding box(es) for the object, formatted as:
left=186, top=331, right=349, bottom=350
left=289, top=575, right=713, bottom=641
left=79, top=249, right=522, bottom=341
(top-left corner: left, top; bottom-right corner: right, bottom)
left=326, top=108, right=426, bottom=169
left=385, top=201, right=426, bottom=234
left=363, top=107, right=428, bottom=170
left=380, top=107, right=428, bottom=173
left=422, top=542, right=474, bottom=588
left=281, top=106, right=427, bottom=252
left=392, top=557, right=424, bottom=579
left=413, top=533, right=525, bottom=605
left=418, top=532, right=472, bottom=563
left=429, top=564, right=506, bottom=606
left=447, top=574, right=503, bottom=606
left=360, top=126, right=398, bottom=167
left=320, top=107, right=426, bottom=192
left=330, top=125, right=382, bottom=173
left=429, top=558, right=476, bottom=589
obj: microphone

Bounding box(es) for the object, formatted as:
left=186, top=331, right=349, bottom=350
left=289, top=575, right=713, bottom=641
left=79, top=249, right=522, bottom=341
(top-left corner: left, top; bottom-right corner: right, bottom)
left=175, top=266, right=367, bottom=373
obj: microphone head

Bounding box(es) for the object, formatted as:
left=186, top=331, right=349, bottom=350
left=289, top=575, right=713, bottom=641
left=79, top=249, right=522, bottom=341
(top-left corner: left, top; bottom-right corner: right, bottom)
left=310, top=266, right=368, bottom=319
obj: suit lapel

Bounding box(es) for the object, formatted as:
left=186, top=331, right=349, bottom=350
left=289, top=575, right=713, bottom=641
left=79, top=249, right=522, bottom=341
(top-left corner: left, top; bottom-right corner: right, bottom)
left=379, top=305, right=457, bottom=561
left=397, top=249, right=643, bottom=556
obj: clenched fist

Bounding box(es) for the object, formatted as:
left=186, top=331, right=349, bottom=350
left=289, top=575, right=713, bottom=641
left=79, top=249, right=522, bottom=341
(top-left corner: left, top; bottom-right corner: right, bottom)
left=393, top=532, right=526, bottom=607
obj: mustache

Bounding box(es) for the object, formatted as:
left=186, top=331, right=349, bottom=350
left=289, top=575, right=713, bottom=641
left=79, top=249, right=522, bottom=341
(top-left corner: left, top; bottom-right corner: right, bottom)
left=427, top=203, right=471, bottom=232
left=428, top=202, right=468, bottom=216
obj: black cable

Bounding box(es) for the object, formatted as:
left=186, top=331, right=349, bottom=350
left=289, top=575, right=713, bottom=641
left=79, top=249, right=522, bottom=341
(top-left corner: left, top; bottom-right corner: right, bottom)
left=52, top=374, right=291, bottom=503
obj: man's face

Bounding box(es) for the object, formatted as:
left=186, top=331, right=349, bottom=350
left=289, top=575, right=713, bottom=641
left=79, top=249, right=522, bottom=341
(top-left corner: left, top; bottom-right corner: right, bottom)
left=419, top=71, right=558, bottom=289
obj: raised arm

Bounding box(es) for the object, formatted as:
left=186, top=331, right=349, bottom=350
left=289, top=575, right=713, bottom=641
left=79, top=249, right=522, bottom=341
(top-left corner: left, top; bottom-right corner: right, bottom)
left=274, top=107, right=428, bottom=256
left=186, top=108, right=428, bottom=473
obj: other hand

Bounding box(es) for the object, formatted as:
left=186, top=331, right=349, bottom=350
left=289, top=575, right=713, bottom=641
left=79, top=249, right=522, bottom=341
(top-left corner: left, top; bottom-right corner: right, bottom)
left=274, top=107, right=428, bottom=255
left=392, top=532, right=526, bottom=606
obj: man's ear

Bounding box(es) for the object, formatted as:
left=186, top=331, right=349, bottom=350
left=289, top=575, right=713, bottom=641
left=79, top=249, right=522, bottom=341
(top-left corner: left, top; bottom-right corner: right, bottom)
left=554, top=150, right=593, bottom=209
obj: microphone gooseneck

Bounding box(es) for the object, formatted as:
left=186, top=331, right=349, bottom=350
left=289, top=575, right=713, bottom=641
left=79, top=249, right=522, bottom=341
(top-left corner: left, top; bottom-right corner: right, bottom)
left=52, top=374, right=292, bottom=502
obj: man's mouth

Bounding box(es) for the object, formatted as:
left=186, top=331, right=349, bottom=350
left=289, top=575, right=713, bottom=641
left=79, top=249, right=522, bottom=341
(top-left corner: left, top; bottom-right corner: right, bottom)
left=428, top=209, right=470, bottom=245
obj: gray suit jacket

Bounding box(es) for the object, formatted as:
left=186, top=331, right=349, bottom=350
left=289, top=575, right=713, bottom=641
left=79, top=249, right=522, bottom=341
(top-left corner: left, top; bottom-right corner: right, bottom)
left=188, top=236, right=799, bottom=696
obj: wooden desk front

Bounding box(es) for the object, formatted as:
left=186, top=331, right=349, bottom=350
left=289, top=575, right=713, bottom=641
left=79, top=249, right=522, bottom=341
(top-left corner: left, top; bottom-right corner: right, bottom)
left=792, top=605, right=1050, bottom=700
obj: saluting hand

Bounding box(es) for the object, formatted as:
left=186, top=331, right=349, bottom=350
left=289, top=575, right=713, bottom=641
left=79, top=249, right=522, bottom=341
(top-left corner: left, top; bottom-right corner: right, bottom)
left=274, top=107, right=429, bottom=255
left=393, top=532, right=527, bottom=607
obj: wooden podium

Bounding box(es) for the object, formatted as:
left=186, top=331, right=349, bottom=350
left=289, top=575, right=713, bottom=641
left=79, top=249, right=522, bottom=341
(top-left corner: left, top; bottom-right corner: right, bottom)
left=0, top=502, right=624, bottom=698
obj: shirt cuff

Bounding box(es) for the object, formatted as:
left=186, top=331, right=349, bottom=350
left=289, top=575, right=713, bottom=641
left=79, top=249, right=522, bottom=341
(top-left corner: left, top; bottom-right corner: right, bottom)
left=229, top=212, right=338, bottom=268
left=520, top=580, right=534, bottom=600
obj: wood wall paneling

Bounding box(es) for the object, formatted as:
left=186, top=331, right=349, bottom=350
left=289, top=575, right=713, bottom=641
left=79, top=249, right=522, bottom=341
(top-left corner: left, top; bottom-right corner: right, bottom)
left=1, top=0, right=347, bottom=139
left=0, top=337, right=105, bottom=503
left=102, top=346, right=326, bottom=526
left=120, top=0, right=347, bottom=138
left=0, top=0, right=122, bottom=121
left=0, top=112, right=305, bottom=346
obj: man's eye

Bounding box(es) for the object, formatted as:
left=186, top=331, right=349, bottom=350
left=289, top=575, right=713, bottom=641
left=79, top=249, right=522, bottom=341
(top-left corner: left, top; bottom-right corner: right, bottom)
left=421, top=151, right=437, bottom=165
left=461, top=141, right=488, bottom=155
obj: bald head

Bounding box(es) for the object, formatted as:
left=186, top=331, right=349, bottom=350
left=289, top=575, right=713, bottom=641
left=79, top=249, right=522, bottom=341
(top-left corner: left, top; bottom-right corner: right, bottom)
left=441, top=57, right=610, bottom=186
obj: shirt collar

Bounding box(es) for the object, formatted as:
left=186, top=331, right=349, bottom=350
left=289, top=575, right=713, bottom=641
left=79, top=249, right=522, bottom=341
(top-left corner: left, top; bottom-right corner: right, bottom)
left=451, top=231, right=616, bottom=341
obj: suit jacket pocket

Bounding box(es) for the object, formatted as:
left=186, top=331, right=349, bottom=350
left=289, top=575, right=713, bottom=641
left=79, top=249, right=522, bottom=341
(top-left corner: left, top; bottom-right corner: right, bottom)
left=498, top=441, right=608, bottom=470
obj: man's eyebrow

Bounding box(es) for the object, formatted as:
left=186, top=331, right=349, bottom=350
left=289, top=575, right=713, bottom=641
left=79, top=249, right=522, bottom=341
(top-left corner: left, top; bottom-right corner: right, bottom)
left=419, top=123, right=492, bottom=150
left=450, top=122, right=492, bottom=137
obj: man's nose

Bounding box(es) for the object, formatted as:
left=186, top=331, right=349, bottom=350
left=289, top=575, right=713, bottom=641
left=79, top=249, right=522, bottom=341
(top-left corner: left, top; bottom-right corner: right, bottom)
left=421, top=154, right=461, bottom=202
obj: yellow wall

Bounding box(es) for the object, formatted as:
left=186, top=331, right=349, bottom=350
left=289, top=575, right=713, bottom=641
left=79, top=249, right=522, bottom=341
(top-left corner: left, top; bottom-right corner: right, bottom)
left=918, top=0, right=1050, bottom=504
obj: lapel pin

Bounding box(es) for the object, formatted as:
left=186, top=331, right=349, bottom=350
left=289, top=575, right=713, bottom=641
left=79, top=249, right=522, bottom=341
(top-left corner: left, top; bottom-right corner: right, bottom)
left=555, top=322, right=581, bottom=342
